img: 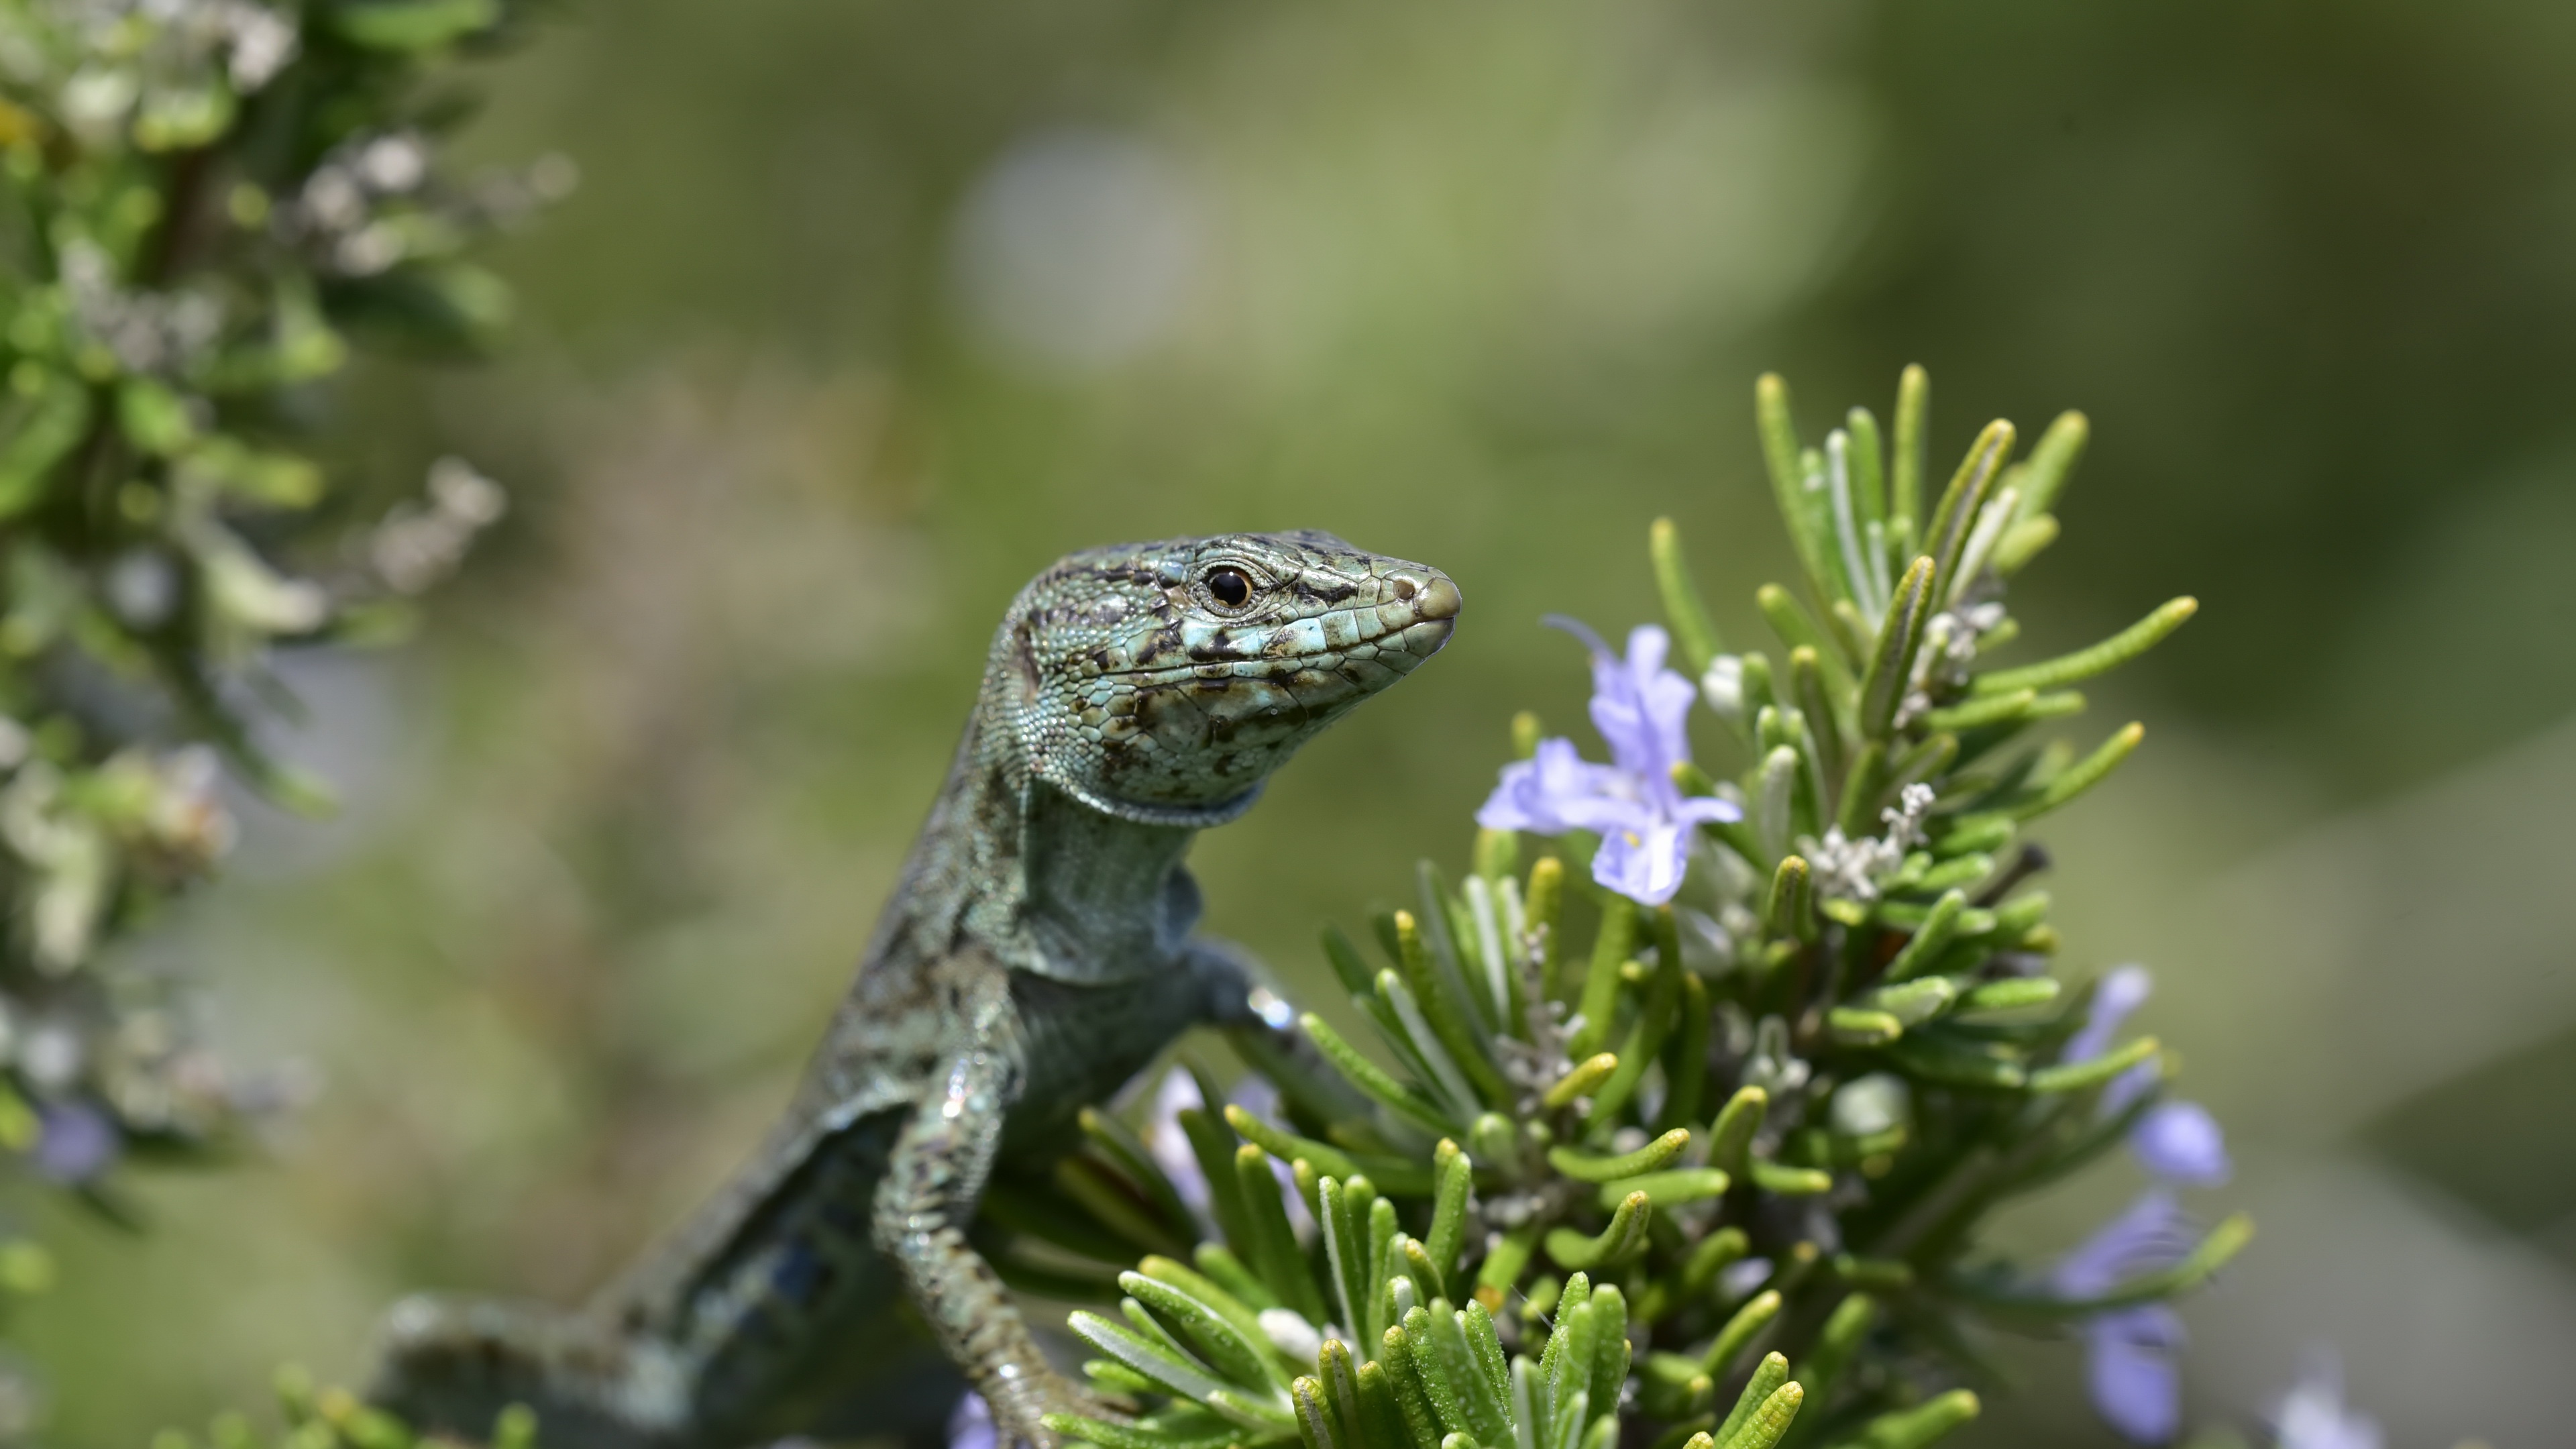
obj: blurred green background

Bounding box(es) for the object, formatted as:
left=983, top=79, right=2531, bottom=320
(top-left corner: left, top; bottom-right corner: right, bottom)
left=24, top=0, right=2576, bottom=1444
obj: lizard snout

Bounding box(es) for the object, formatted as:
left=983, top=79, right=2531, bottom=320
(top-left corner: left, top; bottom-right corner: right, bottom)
left=1379, top=564, right=1460, bottom=664
left=1389, top=568, right=1461, bottom=622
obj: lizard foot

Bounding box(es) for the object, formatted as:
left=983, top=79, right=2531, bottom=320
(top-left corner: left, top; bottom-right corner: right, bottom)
left=985, top=1366, right=1118, bottom=1449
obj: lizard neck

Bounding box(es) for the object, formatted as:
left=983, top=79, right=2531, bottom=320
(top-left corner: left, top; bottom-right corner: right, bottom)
left=912, top=710, right=1205, bottom=987
left=1016, top=779, right=1203, bottom=984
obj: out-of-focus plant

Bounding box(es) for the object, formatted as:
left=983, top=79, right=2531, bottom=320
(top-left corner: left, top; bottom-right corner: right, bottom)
left=0, top=0, right=553, bottom=1428
left=974, top=368, right=2252, bottom=1449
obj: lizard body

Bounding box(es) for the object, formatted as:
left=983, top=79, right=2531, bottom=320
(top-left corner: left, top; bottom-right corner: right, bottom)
left=370, top=532, right=1459, bottom=1449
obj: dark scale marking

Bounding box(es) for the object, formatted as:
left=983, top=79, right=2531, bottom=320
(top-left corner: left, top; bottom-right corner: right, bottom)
left=368, top=533, right=1459, bottom=1449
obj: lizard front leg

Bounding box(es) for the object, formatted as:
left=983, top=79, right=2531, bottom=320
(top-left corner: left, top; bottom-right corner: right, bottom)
left=1184, top=939, right=1375, bottom=1125
left=872, top=961, right=1100, bottom=1449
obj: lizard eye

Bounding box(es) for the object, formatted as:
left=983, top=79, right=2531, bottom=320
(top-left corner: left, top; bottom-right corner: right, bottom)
left=1203, top=566, right=1253, bottom=609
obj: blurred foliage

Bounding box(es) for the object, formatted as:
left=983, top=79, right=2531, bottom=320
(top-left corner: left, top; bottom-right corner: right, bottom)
left=0, top=0, right=551, bottom=1434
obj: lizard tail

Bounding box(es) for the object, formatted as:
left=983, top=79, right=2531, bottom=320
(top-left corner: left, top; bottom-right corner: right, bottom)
left=368, top=1294, right=693, bottom=1449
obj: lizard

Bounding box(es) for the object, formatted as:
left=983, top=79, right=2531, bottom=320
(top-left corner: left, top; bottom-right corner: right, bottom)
left=368, top=531, right=1460, bottom=1449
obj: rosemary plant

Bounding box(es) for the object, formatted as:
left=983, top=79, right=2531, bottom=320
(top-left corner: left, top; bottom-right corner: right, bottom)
left=0, top=0, right=547, bottom=1424
left=970, top=368, right=2253, bottom=1449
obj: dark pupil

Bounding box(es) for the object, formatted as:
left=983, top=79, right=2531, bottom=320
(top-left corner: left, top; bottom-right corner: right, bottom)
left=1206, top=568, right=1252, bottom=608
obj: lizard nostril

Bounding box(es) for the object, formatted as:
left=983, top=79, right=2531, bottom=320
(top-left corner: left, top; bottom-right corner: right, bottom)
left=1407, top=574, right=1461, bottom=622
left=1392, top=578, right=1417, bottom=601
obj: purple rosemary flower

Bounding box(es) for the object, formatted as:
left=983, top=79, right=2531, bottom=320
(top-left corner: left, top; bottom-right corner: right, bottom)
left=30, top=1099, right=118, bottom=1184
left=2272, top=1351, right=2381, bottom=1449
left=2129, top=1100, right=2229, bottom=1187
left=948, top=1391, right=996, bottom=1449
left=2055, top=1189, right=2199, bottom=1444
left=2069, top=965, right=2231, bottom=1187
left=1477, top=620, right=1739, bottom=906
left=1141, top=1067, right=1309, bottom=1237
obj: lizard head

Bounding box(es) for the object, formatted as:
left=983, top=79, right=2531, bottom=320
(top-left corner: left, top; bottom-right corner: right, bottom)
left=989, top=530, right=1460, bottom=826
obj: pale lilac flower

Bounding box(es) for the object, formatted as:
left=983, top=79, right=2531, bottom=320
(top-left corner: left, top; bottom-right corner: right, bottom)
left=2129, top=1101, right=2230, bottom=1187
left=2272, top=1351, right=2381, bottom=1449
left=948, top=1391, right=996, bottom=1449
left=2083, top=1304, right=2184, bottom=1443
left=1140, top=1067, right=1310, bottom=1238
left=2063, top=965, right=2155, bottom=1065
left=1477, top=621, right=1739, bottom=906
left=2055, top=1189, right=2199, bottom=1444
left=2068, top=966, right=2231, bottom=1187
left=1144, top=1067, right=1214, bottom=1225
left=31, top=1099, right=117, bottom=1184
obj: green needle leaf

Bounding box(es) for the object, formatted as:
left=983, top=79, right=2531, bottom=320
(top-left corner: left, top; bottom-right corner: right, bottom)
left=1974, top=598, right=2197, bottom=696
left=1584, top=1285, right=1630, bottom=1429
left=1301, top=1012, right=1454, bottom=1135
left=1891, top=365, right=1929, bottom=536
left=1856, top=556, right=1935, bottom=741
left=1232, top=1144, right=1332, bottom=1324
left=1960, top=1214, right=2255, bottom=1320
left=1544, top=1192, right=1652, bottom=1270
left=1377, top=971, right=1483, bottom=1126
left=1548, top=1129, right=1691, bottom=1183
left=1957, top=977, right=2060, bottom=1013
left=1121, top=1271, right=1286, bottom=1394
left=1597, top=1167, right=1730, bottom=1210
left=1226, top=1105, right=1432, bottom=1196
left=1397, top=909, right=1512, bottom=1102
left=1568, top=894, right=1638, bottom=1059
left=1714, top=1354, right=1790, bottom=1449
left=1069, top=1309, right=1230, bottom=1403
left=1323, top=924, right=1379, bottom=998
left=1545, top=1053, right=1619, bottom=1111
left=1861, top=975, right=1956, bottom=1026
left=1788, top=647, right=1845, bottom=795
left=1512, top=712, right=1544, bottom=761
left=1424, top=1151, right=1474, bottom=1295
left=1358, top=1360, right=1409, bottom=1449
left=1080, top=1108, right=1201, bottom=1246
left=1682, top=1227, right=1751, bottom=1299
left=1920, top=688, right=2065, bottom=734
left=1652, top=518, right=1724, bottom=675
left=1294, top=1375, right=1337, bottom=1449
left=1400, top=1306, right=1475, bottom=1442
left=1748, top=1161, right=1833, bottom=1196
left=1756, top=585, right=1855, bottom=678
left=1138, top=1256, right=1279, bottom=1373
left=1707, top=1087, right=1768, bottom=1177
left=1827, top=1008, right=1904, bottom=1046
left=2013, top=409, right=2089, bottom=521
left=1718, top=1382, right=1802, bottom=1449
left=2028, top=1034, right=2159, bottom=1094
left=1699, top=1289, right=1781, bottom=1379
left=1843, top=1388, right=1981, bottom=1449
left=1384, top=1326, right=1448, bottom=1449
left=2008, top=722, right=2145, bottom=820
left=1923, top=421, right=2016, bottom=609
left=1792, top=1293, right=1876, bottom=1428
left=1846, top=405, right=1888, bottom=530
left=1990, top=514, right=2060, bottom=576
left=1756, top=375, right=1839, bottom=606
left=1473, top=1224, right=1540, bottom=1311
left=1762, top=856, right=1811, bottom=942
left=1046, top=1413, right=1244, bottom=1449
left=1886, top=1034, right=2028, bottom=1090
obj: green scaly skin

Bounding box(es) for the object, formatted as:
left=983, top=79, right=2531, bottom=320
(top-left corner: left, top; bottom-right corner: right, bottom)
left=368, top=532, right=1461, bottom=1449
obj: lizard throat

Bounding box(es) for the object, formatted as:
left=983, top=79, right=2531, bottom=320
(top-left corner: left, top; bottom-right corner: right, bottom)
left=1042, top=774, right=1267, bottom=829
